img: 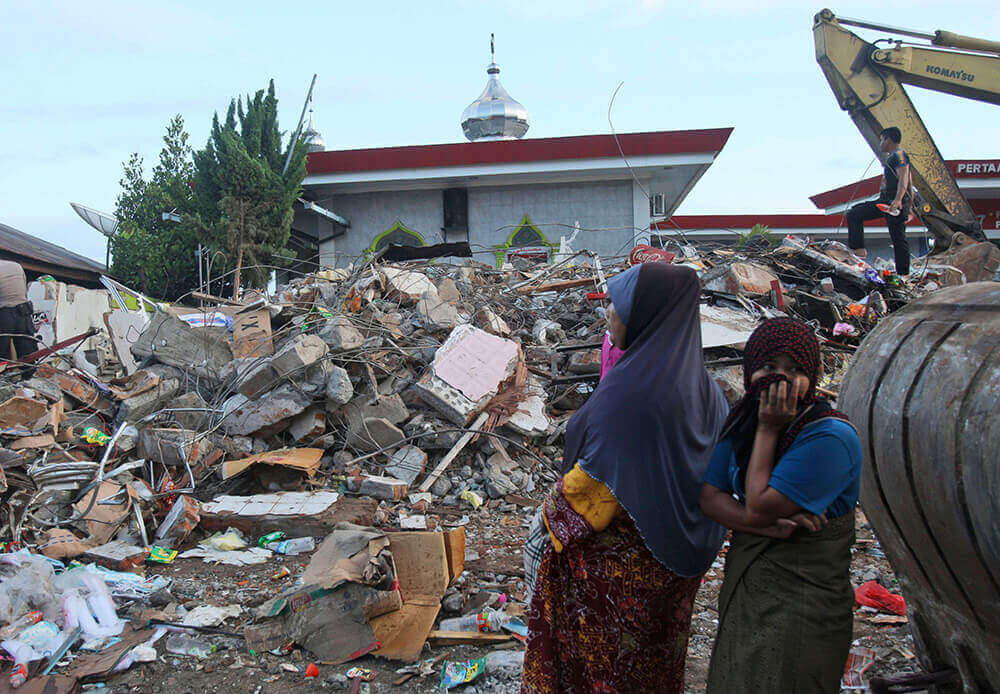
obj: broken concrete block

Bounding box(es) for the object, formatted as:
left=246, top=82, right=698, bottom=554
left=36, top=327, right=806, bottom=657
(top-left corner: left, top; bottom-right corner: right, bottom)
left=506, top=376, right=551, bottom=436
left=155, top=494, right=200, bottom=545
left=289, top=406, right=326, bottom=442
left=385, top=445, right=427, bottom=486
left=567, top=349, right=601, bottom=374
left=317, top=315, right=365, bottom=351
left=35, top=364, right=115, bottom=414
left=430, top=476, right=453, bottom=497
left=476, top=307, right=510, bottom=337
left=704, top=262, right=779, bottom=296
left=234, top=360, right=280, bottom=398
left=347, top=417, right=406, bottom=452
left=116, top=364, right=184, bottom=423
left=342, top=393, right=410, bottom=428
left=131, top=311, right=233, bottom=382
left=271, top=334, right=328, bottom=379
left=168, top=391, right=210, bottom=431
left=297, top=361, right=331, bottom=398
left=416, top=291, right=465, bottom=331
left=382, top=266, right=436, bottom=304
left=436, top=278, right=461, bottom=304
left=199, top=492, right=376, bottom=538
left=413, top=325, right=520, bottom=425
left=347, top=474, right=407, bottom=501
left=22, top=377, right=63, bottom=403
left=137, top=428, right=215, bottom=467
left=934, top=233, right=1000, bottom=282
left=325, top=365, right=354, bottom=406
left=221, top=383, right=313, bottom=436
left=83, top=541, right=148, bottom=571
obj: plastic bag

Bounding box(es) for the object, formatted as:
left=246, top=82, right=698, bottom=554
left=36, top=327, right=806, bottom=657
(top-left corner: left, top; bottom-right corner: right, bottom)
left=854, top=580, right=906, bottom=615
left=0, top=552, right=61, bottom=624
left=57, top=568, right=125, bottom=639
left=202, top=528, right=249, bottom=551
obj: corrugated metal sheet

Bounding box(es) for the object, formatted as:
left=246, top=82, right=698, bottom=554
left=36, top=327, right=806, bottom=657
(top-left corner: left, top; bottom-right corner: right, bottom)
left=0, top=222, right=106, bottom=283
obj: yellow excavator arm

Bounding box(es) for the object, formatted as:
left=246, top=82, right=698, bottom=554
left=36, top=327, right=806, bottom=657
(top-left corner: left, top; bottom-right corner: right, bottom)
left=814, top=8, right=1000, bottom=248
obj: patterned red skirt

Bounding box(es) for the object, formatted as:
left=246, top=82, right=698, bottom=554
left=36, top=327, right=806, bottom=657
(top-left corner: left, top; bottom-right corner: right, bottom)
left=521, top=498, right=702, bottom=693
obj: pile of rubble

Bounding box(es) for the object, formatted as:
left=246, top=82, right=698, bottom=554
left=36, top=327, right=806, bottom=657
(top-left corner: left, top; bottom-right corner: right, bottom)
left=0, top=234, right=987, bottom=691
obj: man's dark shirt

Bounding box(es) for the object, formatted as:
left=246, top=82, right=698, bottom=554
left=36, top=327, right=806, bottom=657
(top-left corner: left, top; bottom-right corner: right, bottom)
left=879, top=148, right=911, bottom=204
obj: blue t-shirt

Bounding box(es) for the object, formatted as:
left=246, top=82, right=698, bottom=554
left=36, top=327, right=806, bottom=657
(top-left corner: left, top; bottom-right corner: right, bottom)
left=703, top=418, right=862, bottom=518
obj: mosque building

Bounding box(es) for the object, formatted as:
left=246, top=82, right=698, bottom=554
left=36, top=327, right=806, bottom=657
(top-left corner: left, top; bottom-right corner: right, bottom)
left=291, top=37, right=732, bottom=268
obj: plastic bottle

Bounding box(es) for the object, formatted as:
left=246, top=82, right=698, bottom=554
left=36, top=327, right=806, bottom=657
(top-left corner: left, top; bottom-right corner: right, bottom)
left=438, top=608, right=511, bottom=633
left=0, top=611, right=42, bottom=641
left=265, top=537, right=315, bottom=555
left=165, top=633, right=214, bottom=658
left=9, top=663, right=28, bottom=689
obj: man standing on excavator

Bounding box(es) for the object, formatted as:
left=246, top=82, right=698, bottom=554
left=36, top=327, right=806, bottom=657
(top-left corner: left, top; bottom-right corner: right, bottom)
left=846, top=126, right=912, bottom=276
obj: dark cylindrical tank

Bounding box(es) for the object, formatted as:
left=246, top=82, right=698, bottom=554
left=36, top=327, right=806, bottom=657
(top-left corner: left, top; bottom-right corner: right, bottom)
left=840, top=282, right=1000, bottom=693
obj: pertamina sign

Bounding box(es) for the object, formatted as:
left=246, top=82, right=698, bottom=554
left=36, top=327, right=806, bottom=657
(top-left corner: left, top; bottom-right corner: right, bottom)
left=952, top=160, right=1000, bottom=177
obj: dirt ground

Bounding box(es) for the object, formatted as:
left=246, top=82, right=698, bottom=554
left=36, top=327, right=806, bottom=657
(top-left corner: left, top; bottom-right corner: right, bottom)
left=95, top=507, right=917, bottom=694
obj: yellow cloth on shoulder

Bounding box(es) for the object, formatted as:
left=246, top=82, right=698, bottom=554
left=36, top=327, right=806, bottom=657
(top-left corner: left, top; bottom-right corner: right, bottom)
left=544, top=463, right=622, bottom=552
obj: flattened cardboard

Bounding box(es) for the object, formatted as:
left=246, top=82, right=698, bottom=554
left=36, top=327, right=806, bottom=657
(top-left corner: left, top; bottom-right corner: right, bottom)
left=300, top=525, right=391, bottom=590
left=387, top=531, right=450, bottom=600
left=219, top=447, right=323, bottom=481
left=74, top=481, right=129, bottom=545
left=443, top=528, right=465, bottom=584
left=232, top=308, right=273, bottom=359
left=370, top=531, right=451, bottom=663
left=285, top=582, right=380, bottom=663
left=369, top=595, right=441, bottom=663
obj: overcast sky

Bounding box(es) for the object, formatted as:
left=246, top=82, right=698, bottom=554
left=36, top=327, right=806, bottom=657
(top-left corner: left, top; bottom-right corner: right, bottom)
left=2, top=0, right=997, bottom=263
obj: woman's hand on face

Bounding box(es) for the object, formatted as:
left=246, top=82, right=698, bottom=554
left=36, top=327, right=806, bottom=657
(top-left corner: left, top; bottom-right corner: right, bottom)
left=757, top=379, right=804, bottom=433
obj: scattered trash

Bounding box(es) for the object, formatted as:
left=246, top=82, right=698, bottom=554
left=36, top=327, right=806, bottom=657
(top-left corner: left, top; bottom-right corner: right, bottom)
left=440, top=657, right=486, bottom=690
left=0, top=245, right=935, bottom=691
left=841, top=646, right=876, bottom=690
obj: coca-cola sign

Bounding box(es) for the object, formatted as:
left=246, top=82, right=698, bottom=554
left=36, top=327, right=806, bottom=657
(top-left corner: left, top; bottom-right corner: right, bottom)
left=629, top=244, right=676, bottom=266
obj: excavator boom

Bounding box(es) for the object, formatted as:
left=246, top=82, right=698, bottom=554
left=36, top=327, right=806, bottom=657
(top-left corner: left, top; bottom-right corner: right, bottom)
left=814, top=9, right=998, bottom=247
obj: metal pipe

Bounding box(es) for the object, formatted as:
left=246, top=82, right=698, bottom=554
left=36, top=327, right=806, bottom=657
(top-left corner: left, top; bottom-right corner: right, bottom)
left=282, top=73, right=317, bottom=175
left=835, top=14, right=935, bottom=41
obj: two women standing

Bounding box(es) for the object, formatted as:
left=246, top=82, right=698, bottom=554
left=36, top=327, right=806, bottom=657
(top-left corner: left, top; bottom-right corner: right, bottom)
left=522, top=262, right=862, bottom=693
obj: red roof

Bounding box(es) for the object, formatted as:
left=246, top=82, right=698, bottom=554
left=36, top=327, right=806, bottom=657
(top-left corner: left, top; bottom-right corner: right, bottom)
left=305, top=128, right=733, bottom=175
left=810, top=159, right=1000, bottom=209
left=660, top=214, right=902, bottom=230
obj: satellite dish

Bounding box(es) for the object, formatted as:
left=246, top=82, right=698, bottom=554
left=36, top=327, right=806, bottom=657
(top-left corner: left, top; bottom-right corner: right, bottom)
left=70, top=202, right=119, bottom=238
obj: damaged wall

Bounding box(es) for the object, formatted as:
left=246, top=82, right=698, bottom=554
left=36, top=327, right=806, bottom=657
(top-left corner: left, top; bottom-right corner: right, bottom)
left=316, top=180, right=636, bottom=267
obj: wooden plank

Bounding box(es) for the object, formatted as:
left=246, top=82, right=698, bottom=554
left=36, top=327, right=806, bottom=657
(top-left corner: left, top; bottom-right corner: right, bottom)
left=516, top=277, right=600, bottom=295
left=418, top=412, right=489, bottom=492
left=427, top=631, right=512, bottom=646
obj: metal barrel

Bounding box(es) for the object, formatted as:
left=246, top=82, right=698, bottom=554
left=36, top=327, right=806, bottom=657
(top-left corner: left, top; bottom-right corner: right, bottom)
left=840, top=282, right=1000, bottom=692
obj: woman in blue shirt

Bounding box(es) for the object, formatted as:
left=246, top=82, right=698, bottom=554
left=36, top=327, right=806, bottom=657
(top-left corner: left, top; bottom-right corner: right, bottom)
left=701, top=318, right=862, bottom=694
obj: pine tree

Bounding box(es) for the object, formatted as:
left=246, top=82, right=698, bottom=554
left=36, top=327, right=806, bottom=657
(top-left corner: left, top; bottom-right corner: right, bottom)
left=190, top=80, right=307, bottom=299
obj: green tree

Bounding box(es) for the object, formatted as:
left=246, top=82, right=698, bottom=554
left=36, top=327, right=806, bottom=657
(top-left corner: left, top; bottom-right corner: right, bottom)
left=190, top=80, right=307, bottom=299
left=110, top=115, right=199, bottom=300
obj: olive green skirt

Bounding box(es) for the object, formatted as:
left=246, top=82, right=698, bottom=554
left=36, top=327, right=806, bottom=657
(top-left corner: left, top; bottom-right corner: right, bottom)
left=706, top=511, right=856, bottom=694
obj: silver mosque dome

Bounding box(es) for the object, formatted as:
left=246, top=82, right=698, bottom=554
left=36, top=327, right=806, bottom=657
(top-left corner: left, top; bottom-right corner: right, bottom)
left=302, top=109, right=325, bottom=153
left=461, top=35, right=529, bottom=142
